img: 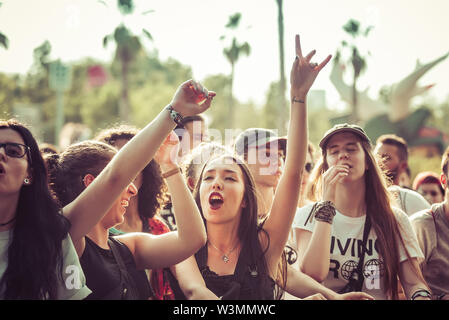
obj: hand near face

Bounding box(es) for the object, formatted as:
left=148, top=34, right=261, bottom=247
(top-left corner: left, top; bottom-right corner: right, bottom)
left=322, top=165, right=349, bottom=203
left=154, top=131, right=180, bottom=170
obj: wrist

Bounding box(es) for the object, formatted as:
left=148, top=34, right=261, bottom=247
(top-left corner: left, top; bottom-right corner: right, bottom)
left=313, top=200, right=336, bottom=224
left=411, top=289, right=432, bottom=300
left=161, top=166, right=181, bottom=179
left=166, top=104, right=185, bottom=125
left=290, top=91, right=307, bottom=101
left=160, top=163, right=179, bottom=173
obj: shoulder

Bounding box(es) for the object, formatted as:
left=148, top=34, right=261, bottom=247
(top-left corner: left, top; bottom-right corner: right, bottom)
left=410, top=204, right=440, bottom=230
left=390, top=186, right=430, bottom=215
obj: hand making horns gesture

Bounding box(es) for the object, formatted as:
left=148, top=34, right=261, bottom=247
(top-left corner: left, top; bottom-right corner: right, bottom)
left=290, top=34, right=332, bottom=98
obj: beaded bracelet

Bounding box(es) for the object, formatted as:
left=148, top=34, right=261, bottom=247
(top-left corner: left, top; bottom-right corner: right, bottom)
left=411, top=289, right=432, bottom=300
left=313, top=200, right=336, bottom=224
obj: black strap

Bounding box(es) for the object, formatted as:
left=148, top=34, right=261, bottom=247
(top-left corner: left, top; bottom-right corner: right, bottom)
left=338, top=215, right=371, bottom=293
left=108, top=238, right=141, bottom=299
left=355, top=216, right=372, bottom=285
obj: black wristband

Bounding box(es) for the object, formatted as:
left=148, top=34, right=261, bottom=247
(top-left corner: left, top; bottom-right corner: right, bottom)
left=291, top=97, right=305, bottom=104
left=313, top=200, right=336, bottom=224
left=411, top=289, right=432, bottom=300
left=166, top=105, right=184, bottom=125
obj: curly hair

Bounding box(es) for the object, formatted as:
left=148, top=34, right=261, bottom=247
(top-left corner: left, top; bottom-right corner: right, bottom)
left=94, top=125, right=167, bottom=229
left=45, top=140, right=117, bottom=207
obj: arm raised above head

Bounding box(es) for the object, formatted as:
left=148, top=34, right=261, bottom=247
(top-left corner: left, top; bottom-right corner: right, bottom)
left=263, top=35, right=331, bottom=274
left=63, top=80, right=215, bottom=248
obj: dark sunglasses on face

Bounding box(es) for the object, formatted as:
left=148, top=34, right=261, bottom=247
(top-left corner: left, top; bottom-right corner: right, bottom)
left=0, top=142, right=30, bottom=158
left=305, top=162, right=314, bottom=173
left=421, top=190, right=439, bottom=197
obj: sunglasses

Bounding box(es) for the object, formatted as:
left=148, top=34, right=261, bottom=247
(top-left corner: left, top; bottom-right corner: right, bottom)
left=0, top=142, right=30, bottom=159
left=305, top=162, right=314, bottom=173
left=420, top=190, right=439, bottom=197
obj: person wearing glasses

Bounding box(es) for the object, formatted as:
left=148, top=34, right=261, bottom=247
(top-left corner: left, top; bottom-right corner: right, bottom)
left=44, top=80, right=212, bottom=299
left=0, top=119, right=90, bottom=299
left=412, top=171, right=444, bottom=205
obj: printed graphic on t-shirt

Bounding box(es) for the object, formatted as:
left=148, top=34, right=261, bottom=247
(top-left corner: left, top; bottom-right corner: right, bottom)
left=328, top=236, right=384, bottom=286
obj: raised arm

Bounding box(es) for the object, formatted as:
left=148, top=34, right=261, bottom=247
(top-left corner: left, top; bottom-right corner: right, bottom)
left=263, top=35, right=331, bottom=273
left=119, top=131, right=207, bottom=269
left=296, top=166, right=349, bottom=281
left=63, top=80, right=215, bottom=243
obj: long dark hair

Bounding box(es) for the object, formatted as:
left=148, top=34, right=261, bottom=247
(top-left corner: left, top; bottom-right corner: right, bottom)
left=0, top=119, right=70, bottom=299
left=193, top=154, right=284, bottom=299
left=308, top=136, right=424, bottom=299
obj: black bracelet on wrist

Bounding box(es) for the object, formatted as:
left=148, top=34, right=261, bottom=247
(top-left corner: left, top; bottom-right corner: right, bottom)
left=291, top=97, right=305, bottom=104
left=411, top=289, right=432, bottom=300
left=166, top=104, right=184, bottom=125
left=313, top=200, right=336, bottom=224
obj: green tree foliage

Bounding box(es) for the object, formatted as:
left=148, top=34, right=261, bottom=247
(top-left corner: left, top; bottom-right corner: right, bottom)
left=263, top=81, right=283, bottom=130
left=103, top=0, right=154, bottom=122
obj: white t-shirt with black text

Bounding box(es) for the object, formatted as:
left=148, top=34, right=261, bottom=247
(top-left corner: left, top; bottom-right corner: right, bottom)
left=292, top=203, right=423, bottom=300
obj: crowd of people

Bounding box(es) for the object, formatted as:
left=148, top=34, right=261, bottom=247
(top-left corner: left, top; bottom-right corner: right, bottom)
left=0, top=35, right=447, bottom=300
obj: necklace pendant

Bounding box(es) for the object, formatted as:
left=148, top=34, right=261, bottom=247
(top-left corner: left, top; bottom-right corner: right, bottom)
left=222, top=255, right=229, bottom=263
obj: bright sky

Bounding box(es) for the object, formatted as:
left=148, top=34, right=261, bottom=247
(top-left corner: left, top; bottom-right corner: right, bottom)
left=1, top=0, right=448, bottom=109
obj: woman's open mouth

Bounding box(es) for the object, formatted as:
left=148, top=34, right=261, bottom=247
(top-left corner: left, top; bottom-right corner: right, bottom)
left=208, top=192, right=224, bottom=210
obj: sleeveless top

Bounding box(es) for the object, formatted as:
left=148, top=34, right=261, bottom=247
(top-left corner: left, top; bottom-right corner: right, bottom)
left=169, top=243, right=275, bottom=300
left=80, top=236, right=151, bottom=300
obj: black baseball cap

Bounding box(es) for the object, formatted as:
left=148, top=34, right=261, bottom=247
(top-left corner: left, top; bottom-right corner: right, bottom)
left=319, top=123, right=371, bottom=149
left=234, top=128, right=287, bottom=156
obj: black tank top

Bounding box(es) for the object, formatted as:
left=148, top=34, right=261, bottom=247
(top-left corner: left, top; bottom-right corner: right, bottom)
left=168, top=243, right=275, bottom=300
left=80, top=236, right=151, bottom=300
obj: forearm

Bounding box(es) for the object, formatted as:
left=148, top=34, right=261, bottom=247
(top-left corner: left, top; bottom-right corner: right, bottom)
left=164, top=171, right=207, bottom=250
left=285, top=265, right=337, bottom=299
left=284, top=94, right=307, bottom=179
left=64, top=108, right=175, bottom=241
left=399, top=259, right=431, bottom=300
left=184, top=285, right=220, bottom=300
left=300, top=222, right=332, bottom=281
left=109, top=107, right=174, bottom=186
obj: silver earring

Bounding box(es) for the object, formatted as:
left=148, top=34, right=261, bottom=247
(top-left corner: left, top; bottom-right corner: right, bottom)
left=24, top=178, right=30, bottom=185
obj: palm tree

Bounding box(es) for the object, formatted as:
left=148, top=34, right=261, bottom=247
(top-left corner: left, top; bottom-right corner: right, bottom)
left=335, top=19, right=373, bottom=124
left=221, top=13, right=251, bottom=129
left=0, top=3, right=8, bottom=50
left=102, top=0, right=153, bottom=122
left=0, top=32, right=8, bottom=50
left=275, top=0, right=287, bottom=135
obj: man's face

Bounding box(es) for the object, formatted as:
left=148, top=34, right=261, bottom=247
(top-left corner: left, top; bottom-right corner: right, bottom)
left=246, top=143, right=285, bottom=188
left=374, top=143, right=404, bottom=182
left=184, top=120, right=207, bottom=152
